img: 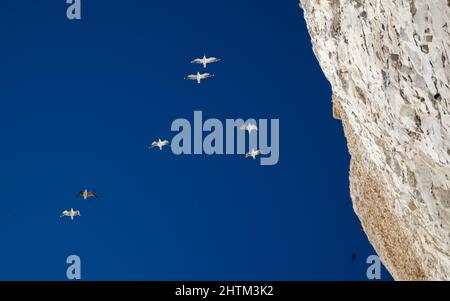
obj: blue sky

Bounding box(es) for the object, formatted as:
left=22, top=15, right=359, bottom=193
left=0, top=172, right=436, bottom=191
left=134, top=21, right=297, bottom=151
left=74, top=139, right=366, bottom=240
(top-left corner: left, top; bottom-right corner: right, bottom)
left=0, top=0, right=392, bottom=280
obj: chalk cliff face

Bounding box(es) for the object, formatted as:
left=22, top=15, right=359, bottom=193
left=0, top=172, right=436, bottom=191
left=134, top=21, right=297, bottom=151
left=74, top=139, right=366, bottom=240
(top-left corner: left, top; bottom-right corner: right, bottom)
left=299, top=0, right=450, bottom=280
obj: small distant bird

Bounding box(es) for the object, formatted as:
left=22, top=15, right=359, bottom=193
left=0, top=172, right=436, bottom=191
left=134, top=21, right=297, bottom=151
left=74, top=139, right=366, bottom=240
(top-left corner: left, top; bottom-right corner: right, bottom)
left=240, top=122, right=258, bottom=134
left=149, top=139, right=170, bottom=150
left=60, top=208, right=80, bottom=220
left=245, top=149, right=262, bottom=159
left=191, top=55, right=220, bottom=68
left=77, top=189, right=98, bottom=200
left=185, top=71, right=214, bottom=84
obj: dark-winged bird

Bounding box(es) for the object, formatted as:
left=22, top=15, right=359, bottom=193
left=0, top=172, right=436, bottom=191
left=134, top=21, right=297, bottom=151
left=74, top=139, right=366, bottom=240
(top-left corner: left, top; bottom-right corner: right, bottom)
left=77, top=189, right=98, bottom=200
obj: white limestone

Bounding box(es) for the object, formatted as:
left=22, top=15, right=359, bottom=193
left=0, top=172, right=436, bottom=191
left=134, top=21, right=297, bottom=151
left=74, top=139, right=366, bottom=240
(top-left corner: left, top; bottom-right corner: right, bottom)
left=299, top=0, right=450, bottom=280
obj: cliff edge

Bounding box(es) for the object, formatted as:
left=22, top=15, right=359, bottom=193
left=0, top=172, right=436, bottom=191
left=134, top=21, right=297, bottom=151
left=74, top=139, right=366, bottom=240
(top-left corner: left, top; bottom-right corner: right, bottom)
left=299, top=0, right=450, bottom=280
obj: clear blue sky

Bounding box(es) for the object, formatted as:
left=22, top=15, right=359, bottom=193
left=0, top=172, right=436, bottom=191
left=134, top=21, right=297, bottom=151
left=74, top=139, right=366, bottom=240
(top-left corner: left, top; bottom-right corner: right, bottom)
left=0, top=0, right=392, bottom=280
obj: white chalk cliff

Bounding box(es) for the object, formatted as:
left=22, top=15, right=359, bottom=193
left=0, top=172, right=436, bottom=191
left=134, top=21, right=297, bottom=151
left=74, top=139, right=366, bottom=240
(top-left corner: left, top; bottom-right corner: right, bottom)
left=299, top=0, right=450, bottom=280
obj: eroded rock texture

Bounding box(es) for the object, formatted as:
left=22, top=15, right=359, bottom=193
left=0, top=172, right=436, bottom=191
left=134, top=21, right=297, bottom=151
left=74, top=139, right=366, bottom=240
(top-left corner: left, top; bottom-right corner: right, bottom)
left=299, top=0, right=450, bottom=280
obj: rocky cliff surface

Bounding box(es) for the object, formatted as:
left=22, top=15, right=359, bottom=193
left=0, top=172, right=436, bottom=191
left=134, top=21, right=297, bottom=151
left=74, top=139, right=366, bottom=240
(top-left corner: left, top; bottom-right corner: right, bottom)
left=299, top=0, right=450, bottom=280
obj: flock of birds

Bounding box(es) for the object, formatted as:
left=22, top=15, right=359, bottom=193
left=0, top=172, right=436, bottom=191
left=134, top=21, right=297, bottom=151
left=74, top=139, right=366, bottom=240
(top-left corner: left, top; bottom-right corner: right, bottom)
left=148, top=120, right=262, bottom=159
left=60, top=189, right=97, bottom=220
left=155, top=55, right=264, bottom=158
left=184, top=55, right=220, bottom=84
left=60, top=55, right=262, bottom=221
left=148, top=124, right=262, bottom=159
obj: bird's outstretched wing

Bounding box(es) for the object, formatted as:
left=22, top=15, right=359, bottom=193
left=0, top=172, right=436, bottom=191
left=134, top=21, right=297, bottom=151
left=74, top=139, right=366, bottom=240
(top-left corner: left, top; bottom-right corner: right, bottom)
left=149, top=141, right=158, bottom=148
left=162, top=140, right=170, bottom=146
left=240, top=124, right=247, bottom=130
left=245, top=152, right=251, bottom=158
left=60, top=211, right=68, bottom=217
left=206, top=57, right=220, bottom=63
left=191, top=58, right=203, bottom=64
left=200, top=73, right=214, bottom=79
left=185, top=75, right=197, bottom=80
left=88, top=192, right=98, bottom=198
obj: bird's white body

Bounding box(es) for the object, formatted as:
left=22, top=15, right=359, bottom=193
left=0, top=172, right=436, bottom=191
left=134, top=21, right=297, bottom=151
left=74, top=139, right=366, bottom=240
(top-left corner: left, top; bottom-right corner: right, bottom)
left=245, top=149, right=262, bottom=160
left=240, top=122, right=258, bottom=134
left=150, top=139, right=170, bottom=150
left=60, top=208, right=80, bottom=220
left=191, top=55, right=220, bottom=68
left=185, top=71, right=214, bottom=84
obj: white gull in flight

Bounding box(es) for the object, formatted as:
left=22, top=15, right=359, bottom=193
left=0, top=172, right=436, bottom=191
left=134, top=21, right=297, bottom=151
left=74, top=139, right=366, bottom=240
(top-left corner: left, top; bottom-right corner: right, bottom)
left=60, top=208, right=80, bottom=220
left=149, top=139, right=170, bottom=150
left=245, top=149, right=262, bottom=160
left=191, top=55, right=220, bottom=68
left=185, top=71, right=214, bottom=84
left=240, top=122, right=258, bottom=134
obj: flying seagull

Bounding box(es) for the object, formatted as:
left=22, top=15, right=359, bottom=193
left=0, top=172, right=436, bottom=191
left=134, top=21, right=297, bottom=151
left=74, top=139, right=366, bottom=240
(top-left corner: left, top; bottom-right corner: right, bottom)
left=191, top=55, right=220, bottom=68
left=245, top=149, right=262, bottom=160
left=149, top=139, right=170, bottom=150
left=77, top=189, right=98, bottom=200
left=185, top=71, right=214, bottom=84
left=240, top=122, right=258, bottom=134
left=60, top=208, right=80, bottom=220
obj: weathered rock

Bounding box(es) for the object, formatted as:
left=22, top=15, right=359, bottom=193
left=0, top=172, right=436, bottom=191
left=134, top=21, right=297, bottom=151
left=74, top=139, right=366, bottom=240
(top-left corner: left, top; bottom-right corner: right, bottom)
left=299, top=0, right=450, bottom=280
